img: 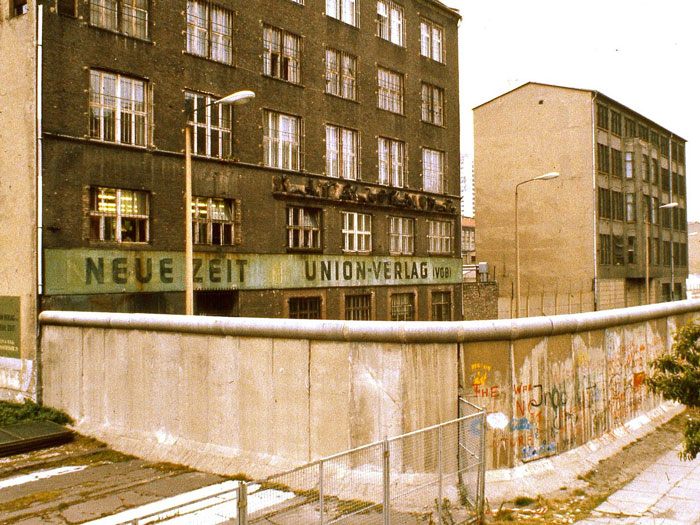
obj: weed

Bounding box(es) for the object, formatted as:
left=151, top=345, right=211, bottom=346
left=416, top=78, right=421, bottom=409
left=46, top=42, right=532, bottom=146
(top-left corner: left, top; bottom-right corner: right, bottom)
left=0, top=490, right=64, bottom=514
left=0, top=400, right=72, bottom=426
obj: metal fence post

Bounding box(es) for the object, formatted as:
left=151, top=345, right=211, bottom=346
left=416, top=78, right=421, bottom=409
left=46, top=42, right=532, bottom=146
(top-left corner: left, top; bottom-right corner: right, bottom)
left=383, top=436, right=390, bottom=525
left=437, top=425, right=443, bottom=523
left=237, top=481, right=248, bottom=525
left=319, top=460, right=324, bottom=525
left=478, top=411, right=487, bottom=520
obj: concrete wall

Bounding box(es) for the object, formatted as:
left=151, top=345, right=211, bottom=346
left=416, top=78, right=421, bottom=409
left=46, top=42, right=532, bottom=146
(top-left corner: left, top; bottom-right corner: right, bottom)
left=40, top=300, right=700, bottom=477
left=0, top=1, right=37, bottom=400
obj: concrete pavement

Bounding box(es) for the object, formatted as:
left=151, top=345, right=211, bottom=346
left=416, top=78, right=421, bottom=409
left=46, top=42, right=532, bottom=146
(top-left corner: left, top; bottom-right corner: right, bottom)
left=578, top=444, right=700, bottom=524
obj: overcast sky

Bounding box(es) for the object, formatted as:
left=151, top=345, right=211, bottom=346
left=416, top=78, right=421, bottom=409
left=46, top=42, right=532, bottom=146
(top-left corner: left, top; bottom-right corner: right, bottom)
left=453, top=0, right=700, bottom=220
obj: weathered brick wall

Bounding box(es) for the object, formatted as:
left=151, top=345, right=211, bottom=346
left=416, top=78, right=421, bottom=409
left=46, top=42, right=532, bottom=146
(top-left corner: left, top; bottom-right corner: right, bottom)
left=462, top=281, right=499, bottom=320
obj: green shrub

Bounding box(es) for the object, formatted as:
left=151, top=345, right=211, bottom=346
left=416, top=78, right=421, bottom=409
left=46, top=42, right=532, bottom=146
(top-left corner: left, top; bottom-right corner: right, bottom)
left=0, top=400, right=72, bottom=426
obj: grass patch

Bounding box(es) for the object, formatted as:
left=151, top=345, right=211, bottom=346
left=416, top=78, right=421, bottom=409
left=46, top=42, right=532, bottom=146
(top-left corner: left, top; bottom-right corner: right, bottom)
left=513, top=496, right=536, bottom=507
left=0, top=490, right=65, bottom=514
left=0, top=400, right=72, bottom=426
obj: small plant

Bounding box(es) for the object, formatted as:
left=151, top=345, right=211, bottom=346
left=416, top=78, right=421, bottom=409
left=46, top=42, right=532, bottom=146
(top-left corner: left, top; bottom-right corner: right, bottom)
left=0, top=400, right=72, bottom=426
left=514, top=496, right=536, bottom=507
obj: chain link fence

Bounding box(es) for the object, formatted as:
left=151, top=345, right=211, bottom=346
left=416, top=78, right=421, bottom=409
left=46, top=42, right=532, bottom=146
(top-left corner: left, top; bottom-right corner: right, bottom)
left=240, top=401, right=485, bottom=524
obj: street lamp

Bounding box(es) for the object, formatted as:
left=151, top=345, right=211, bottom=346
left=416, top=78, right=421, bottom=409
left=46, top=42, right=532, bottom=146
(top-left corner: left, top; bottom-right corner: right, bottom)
left=185, top=90, right=255, bottom=315
left=514, top=171, right=560, bottom=318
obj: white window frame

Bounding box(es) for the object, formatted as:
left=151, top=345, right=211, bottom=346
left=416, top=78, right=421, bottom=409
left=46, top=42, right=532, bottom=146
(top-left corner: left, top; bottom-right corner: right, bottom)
left=264, top=110, right=302, bottom=171
left=89, top=187, right=149, bottom=243
left=185, top=92, right=232, bottom=159
left=431, top=290, right=451, bottom=321
left=89, top=70, right=147, bottom=146
left=389, top=216, right=414, bottom=255
left=263, top=25, right=301, bottom=84
left=422, top=148, right=445, bottom=193
left=378, top=67, right=403, bottom=114
left=378, top=137, right=405, bottom=187
left=377, top=0, right=404, bottom=46
left=192, top=197, right=235, bottom=245
left=420, top=18, right=444, bottom=63
left=428, top=219, right=453, bottom=254
left=421, top=83, right=444, bottom=126
left=326, top=0, right=357, bottom=26
left=326, top=125, right=359, bottom=180
left=287, top=207, right=321, bottom=250
left=342, top=211, right=372, bottom=253
left=325, top=48, right=357, bottom=100
left=186, top=1, right=233, bottom=64
left=391, top=292, right=415, bottom=321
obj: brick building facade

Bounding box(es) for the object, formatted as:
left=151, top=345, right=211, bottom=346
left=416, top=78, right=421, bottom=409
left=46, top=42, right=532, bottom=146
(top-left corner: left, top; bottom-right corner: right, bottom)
left=1, top=0, right=462, bottom=342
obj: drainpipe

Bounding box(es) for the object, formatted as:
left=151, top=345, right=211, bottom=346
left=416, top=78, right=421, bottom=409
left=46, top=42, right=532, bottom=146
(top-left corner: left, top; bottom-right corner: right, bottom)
left=591, top=92, right=598, bottom=310
left=35, top=1, right=44, bottom=403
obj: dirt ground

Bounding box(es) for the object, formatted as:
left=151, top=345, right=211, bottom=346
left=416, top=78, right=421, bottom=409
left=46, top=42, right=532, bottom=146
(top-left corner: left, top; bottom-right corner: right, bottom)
left=483, top=409, right=692, bottom=524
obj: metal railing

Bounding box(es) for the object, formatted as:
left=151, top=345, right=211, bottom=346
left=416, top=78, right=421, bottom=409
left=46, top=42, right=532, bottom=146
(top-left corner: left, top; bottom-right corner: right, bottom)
left=240, top=403, right=486, bottom=524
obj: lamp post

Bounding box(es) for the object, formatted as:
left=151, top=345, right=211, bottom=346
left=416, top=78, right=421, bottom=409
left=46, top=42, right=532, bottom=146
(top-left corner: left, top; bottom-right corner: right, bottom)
left=514, top=171, right=560, bottom=318
left=659, top=202, right=678, bottom=302
left=185, top=90, right=255, bottom=315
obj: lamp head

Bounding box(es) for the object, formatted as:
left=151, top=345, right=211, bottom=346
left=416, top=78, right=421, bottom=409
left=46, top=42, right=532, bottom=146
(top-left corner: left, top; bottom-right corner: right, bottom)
left=534, top=171, right=560, bottom=181
left=216, top=90, right=256, bottom=106
left=660, top=202, right=679, bottom=209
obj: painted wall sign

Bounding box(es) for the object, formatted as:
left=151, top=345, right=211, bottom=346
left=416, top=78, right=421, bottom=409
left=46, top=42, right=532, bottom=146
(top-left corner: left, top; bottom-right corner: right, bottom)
left=0, top=296, right=20, bottom=358
left=44, top=249, right=462, bottom=295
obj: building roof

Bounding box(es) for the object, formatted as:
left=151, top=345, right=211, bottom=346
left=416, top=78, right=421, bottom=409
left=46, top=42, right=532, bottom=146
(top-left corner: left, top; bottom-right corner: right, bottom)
left=473, top=82, right=686, bottom=142
left=422, top=0, right=461, bottom=19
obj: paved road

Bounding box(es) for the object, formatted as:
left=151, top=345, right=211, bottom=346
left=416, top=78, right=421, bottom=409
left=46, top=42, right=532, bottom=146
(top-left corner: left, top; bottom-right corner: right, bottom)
left=578, top=444, right=700, bottom=524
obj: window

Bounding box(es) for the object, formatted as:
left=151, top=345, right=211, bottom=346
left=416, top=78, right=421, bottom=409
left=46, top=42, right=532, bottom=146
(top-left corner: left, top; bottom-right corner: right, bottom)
left=185, top=92, right=232, bottom=158
left=325, top=48, right=356, bottom=100
left=650, top=130, right=659, bottom=148
left=613, top=235, right=624, bottom=265
left=625, top=152, right=634, bottom=179
left=627, top=237, right=636, bottom=264
left=597, top=143, right=609, bottom=173
left=428, top=219, right=452, bottom=254
left=263, top=25, right=301, bottom=84
left=342, top=211, right=371, bottom=253
left=58, top=0, right=77, bottom=16
left=420, top=18, right=444, bottom=62
left=192, top=197, right=236, bottom=245
left=599, top=234, right=611, bottom=265
left=679, top=175, right=686, bottom=197
left=597, top=103, right=608, bottom=130
left=377, top=67, right=404, bottom=114
left=186, top=1, right=233, bottom=64
left=378, top=137, right=405, bottom=187
left=651, top=158, right=659, bottom=184
left=611, top=111, right=621, bottom=135
left=289, top=297, right=321, bottom=319
left=651, top=197, right=659, bottom=224
left=326, top=0, right=357, bottom=26
left=642, top=154, right=649, bottom=181
left=672, top=172, right=679, bottom=196
left=421, top=83, right=444, bottom=126
left=638, top=125, right=648, bottom=141
left=662, top=205, right=671, bottom=228
left=89, top=187, right=149, bottom=242
left=377, top=0, right=404, bottom=46
left=345, top=294, right=371, bottom=320
left=13, top=0, right=28, bottom=16
left=659, top=135, right=669, bottom=157
left=391, top=293, right=415, bottom=321
left=389, top=216, right=414, bottom=255
left=287, top=207, right=321, bottom=250
left=611, top=148, right=622, bottom=177
left=673, top=242, right=680, bottom=266
left=263, top=110, right=302, bottom=170
left=624, top=118, right=636, bottom=138
left=662, top=241, right=671, bottom=266
left=325, top=125, right=358, bottom=180
left=598, top=187, right=611, bottom=219
left=431, top=291, right=451, bottom=321
left=611, top=191, right=624, bottom=221
left=661, top=168, right=670, bottom=191
left=89, top=70, right=147, bottom=146
left=423, top=148, right=445, bottom=193
left=625, top=193, right=635, bottom=222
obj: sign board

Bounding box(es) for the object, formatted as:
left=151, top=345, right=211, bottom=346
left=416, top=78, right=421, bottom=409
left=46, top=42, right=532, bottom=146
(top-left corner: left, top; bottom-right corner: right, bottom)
left=0, top=296, right=20, bottom=358
left=44, top=249, right=462, bottom=295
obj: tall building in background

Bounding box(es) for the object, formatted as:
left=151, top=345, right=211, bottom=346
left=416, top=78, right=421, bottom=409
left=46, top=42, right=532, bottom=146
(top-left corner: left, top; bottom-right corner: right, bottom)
left=474, top=82, right=688, bottom=317
left=460, top=153, right=475, bottom=217
left=0, top=0, right=461, bottom=398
